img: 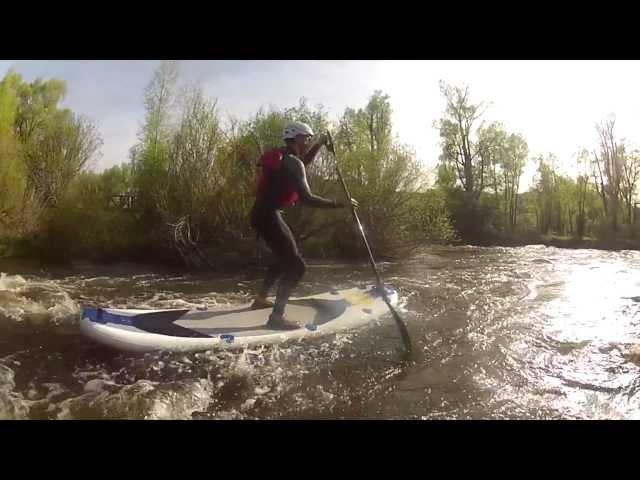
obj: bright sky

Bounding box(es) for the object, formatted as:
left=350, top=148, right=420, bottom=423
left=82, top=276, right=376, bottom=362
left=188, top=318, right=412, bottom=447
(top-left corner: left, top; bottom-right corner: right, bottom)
left=1, top=60, right=639, bottom=191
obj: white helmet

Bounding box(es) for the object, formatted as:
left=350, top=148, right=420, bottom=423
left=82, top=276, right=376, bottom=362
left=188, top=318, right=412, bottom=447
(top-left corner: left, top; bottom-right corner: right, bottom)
left=283, top=121, right=314, bottom=140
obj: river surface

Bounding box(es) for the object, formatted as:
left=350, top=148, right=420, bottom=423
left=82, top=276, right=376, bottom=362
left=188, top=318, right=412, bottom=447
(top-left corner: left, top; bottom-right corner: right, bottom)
left=1, top=245, right=640, bottom=420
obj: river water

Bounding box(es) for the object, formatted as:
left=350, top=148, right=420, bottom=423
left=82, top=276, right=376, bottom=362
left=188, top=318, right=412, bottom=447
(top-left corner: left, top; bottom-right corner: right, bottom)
left=1, top=245, right=640, bottom=420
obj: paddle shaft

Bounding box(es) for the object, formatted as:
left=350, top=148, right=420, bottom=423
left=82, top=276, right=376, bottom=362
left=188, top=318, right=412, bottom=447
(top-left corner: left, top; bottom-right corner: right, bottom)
left=326, top=132, right=412, bottom=355
left=334, top=165, right=384, bottom=286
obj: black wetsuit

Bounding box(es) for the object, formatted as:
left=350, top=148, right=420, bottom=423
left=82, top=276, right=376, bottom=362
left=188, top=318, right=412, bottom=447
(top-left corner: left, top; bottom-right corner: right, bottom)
left=251, top=146, right=339, bottom=315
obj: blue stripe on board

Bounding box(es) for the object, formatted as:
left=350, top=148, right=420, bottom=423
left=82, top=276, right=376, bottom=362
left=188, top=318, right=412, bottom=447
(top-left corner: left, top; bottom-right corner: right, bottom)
left=82, top=307, right=135, bottom=326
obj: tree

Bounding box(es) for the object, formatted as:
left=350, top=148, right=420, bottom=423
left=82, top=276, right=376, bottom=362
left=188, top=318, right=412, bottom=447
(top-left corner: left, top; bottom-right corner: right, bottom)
left=162, top=85, right=224, bottom=229
left=436, top=81, right=487, bottom=198
left=332, top=91, right=425, bottom=258
left=0, top=71, right=104, bottom=236
left=140, top=61, right=178, bottom=157
left=0, top=71, right=21, bottom=136
left=2, top=73, right=102, bottom=211
left=620, top=148, right=640, bottom=224
left=533, top=154, right=558, bottom=235
left=435, top=82, right=490, bottom=239
left=477, top=122, right=508, bottom=218
left=14, top=76, right=67, bottom=144
left=132, top=61, right=179, bottom=219
left=0, top=71, right=25, bottom=231
left=554, top=175, right=577, bottom=236
left=592, top=116, right=623, bottom=233
left=575, top=149, right=591, bottom=237
left=435, top=162, right=458, bottom=189
left=22, top=110, right=102, bottom=207
left=502, top=133, right=528, bottom=230
left=101, top=163, right=133, bottom=206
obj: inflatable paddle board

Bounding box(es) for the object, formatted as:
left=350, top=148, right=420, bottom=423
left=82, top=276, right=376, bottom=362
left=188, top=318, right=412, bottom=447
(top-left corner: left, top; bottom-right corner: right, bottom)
left=79, top=285, right=398, bottom=352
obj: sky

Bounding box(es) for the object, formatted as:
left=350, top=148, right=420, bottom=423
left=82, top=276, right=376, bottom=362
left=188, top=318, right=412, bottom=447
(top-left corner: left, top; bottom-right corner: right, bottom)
left=1, top=60, right=639, bottom=191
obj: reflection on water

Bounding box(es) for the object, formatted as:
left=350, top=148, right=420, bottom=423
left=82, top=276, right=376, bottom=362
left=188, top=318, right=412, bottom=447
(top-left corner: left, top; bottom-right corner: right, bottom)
left=1, top=245, right=640, bottom=419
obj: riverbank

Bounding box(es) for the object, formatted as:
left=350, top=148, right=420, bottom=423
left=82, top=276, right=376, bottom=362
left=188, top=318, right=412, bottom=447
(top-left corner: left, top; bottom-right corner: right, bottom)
left=3, top=234, right=640, bottom=274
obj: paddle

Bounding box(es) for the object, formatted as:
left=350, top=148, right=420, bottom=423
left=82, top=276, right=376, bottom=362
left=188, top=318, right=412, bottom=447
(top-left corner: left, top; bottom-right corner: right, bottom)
left=325, top=131, right=413, bottom=357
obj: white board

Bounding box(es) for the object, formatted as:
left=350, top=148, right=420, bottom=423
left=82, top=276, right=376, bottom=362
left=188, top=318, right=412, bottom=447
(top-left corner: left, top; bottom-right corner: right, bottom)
left=79, top=285, right=398, bottom=353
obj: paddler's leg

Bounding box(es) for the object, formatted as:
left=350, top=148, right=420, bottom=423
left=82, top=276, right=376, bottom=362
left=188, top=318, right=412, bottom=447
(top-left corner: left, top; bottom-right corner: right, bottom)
left=270, top=253, right=305, bottom=321
left=267, top=213, right=305, bottom=330
left=251, top=263, right=282, bottom=309
left=251, top=208, right=286, bottom=311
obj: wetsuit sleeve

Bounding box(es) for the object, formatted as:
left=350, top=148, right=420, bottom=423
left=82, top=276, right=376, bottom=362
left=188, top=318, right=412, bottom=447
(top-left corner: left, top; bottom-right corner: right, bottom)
left=302, top=142, right=322, bottom=166
left=284, top=155, right=338, bottom=208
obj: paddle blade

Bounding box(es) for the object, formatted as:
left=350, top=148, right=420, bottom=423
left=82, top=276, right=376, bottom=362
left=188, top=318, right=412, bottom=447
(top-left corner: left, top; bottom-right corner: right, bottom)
left=385, top=300, right=413, bottom=356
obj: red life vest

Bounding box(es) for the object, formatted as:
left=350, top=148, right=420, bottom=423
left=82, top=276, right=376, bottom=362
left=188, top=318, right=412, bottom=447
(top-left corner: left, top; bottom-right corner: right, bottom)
left=256, top=148, right=300, bottom=208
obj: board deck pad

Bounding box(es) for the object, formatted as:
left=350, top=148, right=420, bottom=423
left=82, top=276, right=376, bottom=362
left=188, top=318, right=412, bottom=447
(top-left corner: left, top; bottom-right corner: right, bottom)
left=79, top=285, right=398, bottom=352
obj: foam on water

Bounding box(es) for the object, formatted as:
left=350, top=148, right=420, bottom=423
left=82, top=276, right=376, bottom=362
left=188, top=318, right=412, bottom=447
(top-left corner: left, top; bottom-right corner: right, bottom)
left=0, top=364, right=30, bottom=419
left=51, top=378, right=216, bottom=420
left=0, top=272, right=80, bottom=329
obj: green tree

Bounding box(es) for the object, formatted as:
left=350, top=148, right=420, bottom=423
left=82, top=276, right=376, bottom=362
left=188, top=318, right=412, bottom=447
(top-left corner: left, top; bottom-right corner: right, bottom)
left=502, top=133, right=528, bottom=231
left=132, top=61, right=179, bottom=220
left=101, top=163, right=134, bottom=207
left=0, top=71, right=25, bottom=232
left=554, top=175, right=577, bottom=235
left=1, top=73, right=103, bottom=235
left=15, top=77, right=67, bottom=144
left=331, top=91, right=426, bottom=258
left=22, top=110, right=102, bottom=208
left=436, top=81, right=487, bottom=198
left=575, top=149, right=591, bottom=238
left=161, top=85, right=225, bottom=237
left=435, top=82, right=489, bottom=239
left=620, top=148, right=640, bottom=224
left=477, top=122, right=508, bottom=222
left=592, top=117, right=623, bottom=233
left=533, top=154, right=558, bottom=235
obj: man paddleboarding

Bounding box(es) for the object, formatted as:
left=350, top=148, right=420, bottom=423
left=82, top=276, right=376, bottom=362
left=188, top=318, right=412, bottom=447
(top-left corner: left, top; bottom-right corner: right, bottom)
left=250, top=122, right=358, bottom=330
